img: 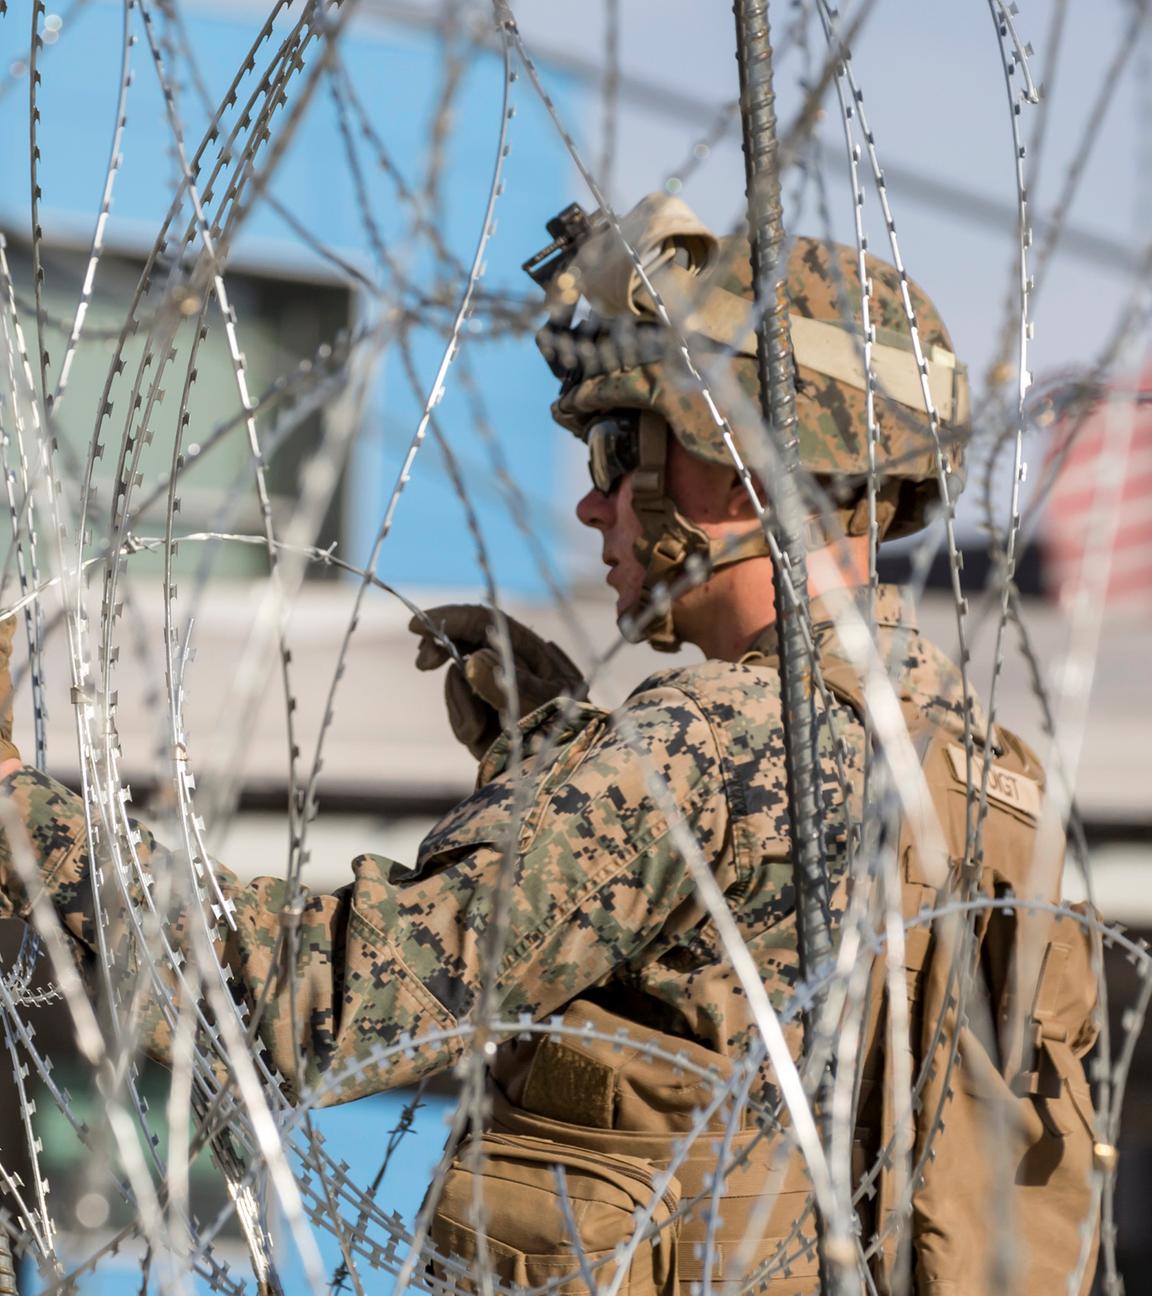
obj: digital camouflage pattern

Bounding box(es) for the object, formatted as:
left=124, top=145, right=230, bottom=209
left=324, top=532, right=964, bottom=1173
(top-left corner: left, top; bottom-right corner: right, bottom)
left=553, top=235, right=966, bottom=539
left=0, top=586, right=980, bottom=1105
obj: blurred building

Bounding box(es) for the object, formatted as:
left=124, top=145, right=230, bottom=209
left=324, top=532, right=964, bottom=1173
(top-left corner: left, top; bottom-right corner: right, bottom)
left=0, top=0, right=580, bottom=597
left=1041, top=375, right=1152, bottom=617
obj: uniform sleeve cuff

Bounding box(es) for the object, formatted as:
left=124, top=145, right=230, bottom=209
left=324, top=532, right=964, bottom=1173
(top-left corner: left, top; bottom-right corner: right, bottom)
left=0, top=766, right=87, bottom=920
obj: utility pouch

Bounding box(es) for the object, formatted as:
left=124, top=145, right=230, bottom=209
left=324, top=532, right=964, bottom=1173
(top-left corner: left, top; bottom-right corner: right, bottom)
left=490, top=999, right=820, bottom=1292
left=1012, top=901, right=1100, bottom=1139
left=429, top=1131, right=681, bottom=1296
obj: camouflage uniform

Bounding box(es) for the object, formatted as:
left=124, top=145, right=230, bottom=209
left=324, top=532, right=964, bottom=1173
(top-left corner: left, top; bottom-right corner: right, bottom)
left=0, top=585, right=977, bottom=1106
left=0, top=201, right=1100, bottom=1292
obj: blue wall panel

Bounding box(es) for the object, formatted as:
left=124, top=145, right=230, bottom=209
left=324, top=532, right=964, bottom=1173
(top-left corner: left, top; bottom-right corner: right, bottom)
left=0, top=0, right=579, bottom=598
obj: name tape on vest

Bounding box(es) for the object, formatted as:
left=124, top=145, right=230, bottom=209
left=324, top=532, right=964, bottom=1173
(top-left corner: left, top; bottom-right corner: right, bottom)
left=946, top=744, right=1041, bottom=820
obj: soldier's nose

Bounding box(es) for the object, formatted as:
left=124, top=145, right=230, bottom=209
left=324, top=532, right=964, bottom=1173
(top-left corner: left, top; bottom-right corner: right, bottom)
left=576, top=486, right=613, bottom=530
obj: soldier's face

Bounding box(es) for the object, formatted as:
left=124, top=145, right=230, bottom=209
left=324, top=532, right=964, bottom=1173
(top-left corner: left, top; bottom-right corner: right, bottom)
left=575, top=472, right=648, bottom=616
left=575, top=438, right=741, bottom=618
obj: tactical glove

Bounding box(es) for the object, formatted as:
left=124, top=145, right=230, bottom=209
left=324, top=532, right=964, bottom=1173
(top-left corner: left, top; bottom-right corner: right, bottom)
left=409, top=604, right=586, bottom=760
left=0, top=615, right=20, bottom=766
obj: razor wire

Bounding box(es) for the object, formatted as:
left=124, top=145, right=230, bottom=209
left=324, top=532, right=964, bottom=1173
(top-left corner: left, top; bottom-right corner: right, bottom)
left=0, top=0, right=1147, bottom=1293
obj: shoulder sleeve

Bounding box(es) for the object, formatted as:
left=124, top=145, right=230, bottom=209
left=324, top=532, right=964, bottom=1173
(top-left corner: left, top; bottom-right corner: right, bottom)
left=339, top=684, right=733, bottom=1085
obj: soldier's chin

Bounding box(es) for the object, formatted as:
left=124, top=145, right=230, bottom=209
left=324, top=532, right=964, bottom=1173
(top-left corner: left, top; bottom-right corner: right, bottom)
left=617, top=604, right=648, bottom=645
left=616, top=587, right=671, bottom=646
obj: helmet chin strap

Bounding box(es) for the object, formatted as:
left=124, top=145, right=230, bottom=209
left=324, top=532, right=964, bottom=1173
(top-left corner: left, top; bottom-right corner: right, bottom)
left=621, top=411, right=773, bottom=653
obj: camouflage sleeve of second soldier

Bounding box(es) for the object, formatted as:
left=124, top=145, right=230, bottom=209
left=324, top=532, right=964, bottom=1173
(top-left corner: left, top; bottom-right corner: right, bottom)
left=0, top=685, right=730, bottom=1103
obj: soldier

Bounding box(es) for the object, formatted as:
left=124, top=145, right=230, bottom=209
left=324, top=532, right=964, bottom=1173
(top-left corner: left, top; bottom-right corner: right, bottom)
left=0, top=197, right=1099, bottom=1293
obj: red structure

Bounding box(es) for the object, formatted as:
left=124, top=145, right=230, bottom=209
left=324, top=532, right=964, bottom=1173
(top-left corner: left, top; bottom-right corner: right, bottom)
left=1041, top=374, right=1152, bottom=615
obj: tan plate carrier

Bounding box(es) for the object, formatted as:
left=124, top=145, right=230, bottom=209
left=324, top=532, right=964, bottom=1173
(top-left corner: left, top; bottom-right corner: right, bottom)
left=427, top=664, right=1102, bottom=1295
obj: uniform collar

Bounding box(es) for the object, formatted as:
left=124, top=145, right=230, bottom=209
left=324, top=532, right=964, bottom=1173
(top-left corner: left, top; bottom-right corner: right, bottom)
left=739, top=583, right=989, bottom=744
left=739, top=583, right=916, bottom=663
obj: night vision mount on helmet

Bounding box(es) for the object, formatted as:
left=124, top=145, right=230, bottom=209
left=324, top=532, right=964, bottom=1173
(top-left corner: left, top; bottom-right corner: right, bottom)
left=524, top=194, right=970, bottom=652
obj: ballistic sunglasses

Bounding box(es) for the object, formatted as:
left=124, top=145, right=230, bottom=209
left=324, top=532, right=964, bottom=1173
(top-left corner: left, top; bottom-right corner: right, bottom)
left=585, top=411, right=642, bottom=495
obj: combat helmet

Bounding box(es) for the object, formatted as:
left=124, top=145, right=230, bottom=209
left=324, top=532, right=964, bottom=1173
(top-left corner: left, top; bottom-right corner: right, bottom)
left=524, top=194, right=970, bottom=651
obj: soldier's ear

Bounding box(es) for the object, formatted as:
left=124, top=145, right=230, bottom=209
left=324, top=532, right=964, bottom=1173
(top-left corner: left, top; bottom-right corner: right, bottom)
left=724, top=469, right=763, bottom=521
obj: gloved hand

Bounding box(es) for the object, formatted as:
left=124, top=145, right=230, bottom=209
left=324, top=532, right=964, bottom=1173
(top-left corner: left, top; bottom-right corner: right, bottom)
left=0, top=614, right=21, bottom=766
left=409, top=604, right=586, bottom=760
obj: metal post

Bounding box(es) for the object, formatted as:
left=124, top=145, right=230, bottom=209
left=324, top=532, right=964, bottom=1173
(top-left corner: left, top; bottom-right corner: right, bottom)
left=732, top=0, right=841, bottom=1280
left=732, top=0, right=833, bottom=1031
